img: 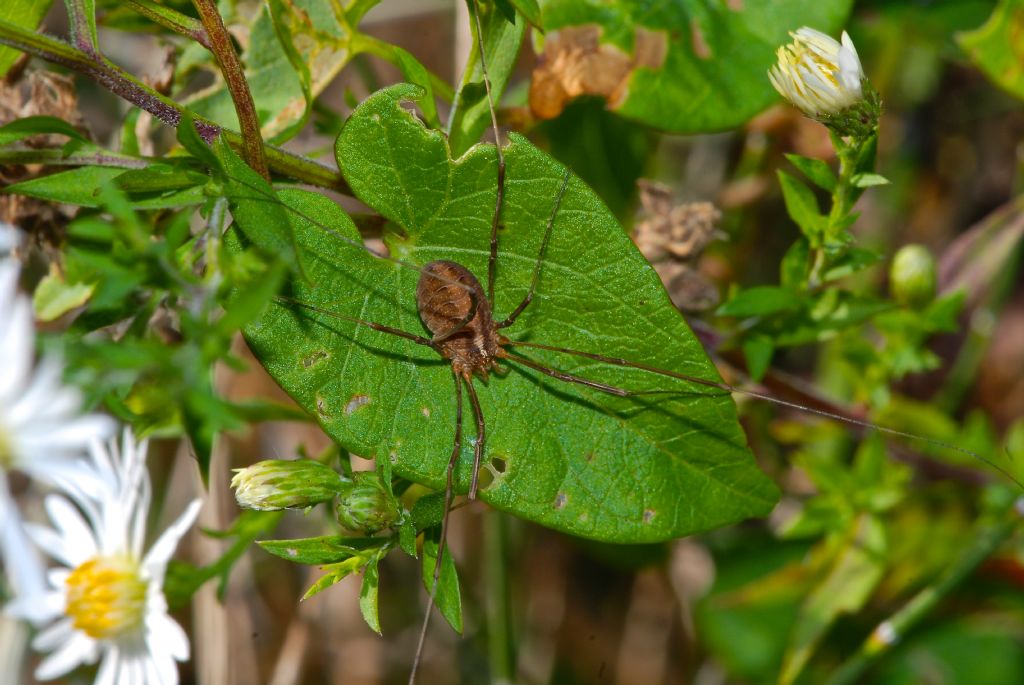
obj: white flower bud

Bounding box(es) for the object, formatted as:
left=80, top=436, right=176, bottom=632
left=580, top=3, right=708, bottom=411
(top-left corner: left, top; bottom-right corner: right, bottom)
left=769, top=28, right=865, bottom=117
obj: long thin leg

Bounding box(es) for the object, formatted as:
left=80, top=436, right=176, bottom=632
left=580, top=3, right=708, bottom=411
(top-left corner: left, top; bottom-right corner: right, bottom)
left=222, top=173, right=474, bottom=298
left=500, top=350, right=694, bottom=399
left=463, top=377, right=486, bottom=500
left=497, top=170, right=572, bottom=329
left=276, top=296, right=436, bottom=347
left=471, top=0, right=506, bottom=307
left=504, top=339, right=1024, bottom=489
left=409, top=373, right=463, bottom=685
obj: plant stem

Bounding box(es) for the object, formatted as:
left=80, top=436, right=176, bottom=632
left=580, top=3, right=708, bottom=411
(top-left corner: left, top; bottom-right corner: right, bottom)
left=125, top=0, right=211, bottom=49
left=484, top=511, right=515, bottom=685
left=808, top=135, right=858, bottom=287
left=0, top=19, right=347, bottom=192
left=190, top=0, right=268, bottom=180
left=826, top=496, right=1021, bottom=685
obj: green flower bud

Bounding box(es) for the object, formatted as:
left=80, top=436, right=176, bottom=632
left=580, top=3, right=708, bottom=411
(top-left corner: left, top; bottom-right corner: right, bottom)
left=232, top=459, right=346, bottom=511
left=336, top=471, right=401, bottom=534
left=890, top=244, right=937, bottom=309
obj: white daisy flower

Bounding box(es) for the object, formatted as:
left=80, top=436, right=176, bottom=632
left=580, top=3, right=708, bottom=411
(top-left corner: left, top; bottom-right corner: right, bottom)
left=0, top=251, right=115, bottom=614
left=0, top=259, right=115, bottom=486
left=6, top=430, right=202, bottom=684
left=769, top=27, right=865, bottom=117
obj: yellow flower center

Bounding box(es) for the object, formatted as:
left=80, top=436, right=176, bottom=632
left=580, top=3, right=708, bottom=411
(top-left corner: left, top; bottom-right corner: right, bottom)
left=65, top=556, right=148, bottom=639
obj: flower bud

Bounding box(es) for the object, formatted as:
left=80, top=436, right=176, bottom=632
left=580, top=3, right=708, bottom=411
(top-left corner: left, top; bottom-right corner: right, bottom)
left=769, top=28, right=880, bottom=137
left=890, top=244, right=937, bottom=309
left=232, top=459, right=346, bottom=511
left=336, top=471, right=401, bottom=534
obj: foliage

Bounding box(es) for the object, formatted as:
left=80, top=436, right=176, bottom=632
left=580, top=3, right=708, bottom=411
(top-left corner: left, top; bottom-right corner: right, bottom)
left=0, top=0, right=1023, bottom=683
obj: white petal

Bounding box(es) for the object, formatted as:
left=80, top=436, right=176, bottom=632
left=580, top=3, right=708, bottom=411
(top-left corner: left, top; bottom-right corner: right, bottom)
left=142, top=500, right=202, bottom=572
left=42, top=495, right=98, bottom=563
left=841, top=31, right=862, bottom=68
left=35, top=628, right=97, bottom=680
left=148, top=611, right=190, bottom=661
left=96, top=646, right=122, bottom=685
left=33, top=616, right=77, bottom=650
left=4, top=589, right=65, bottom=624
left=0, top=296, right=33, bottom=400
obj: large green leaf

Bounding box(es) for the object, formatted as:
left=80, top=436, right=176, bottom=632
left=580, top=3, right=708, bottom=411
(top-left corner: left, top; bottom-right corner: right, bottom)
left=530, top=0, right=853, bottom=132
left=231, top=84, right=778, bottom=543
left=957, top=0, right=1024, bottom=100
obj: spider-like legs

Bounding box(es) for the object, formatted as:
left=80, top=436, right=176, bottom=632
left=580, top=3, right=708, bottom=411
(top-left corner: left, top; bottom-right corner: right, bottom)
left=409, top=371, right=464, bottom=685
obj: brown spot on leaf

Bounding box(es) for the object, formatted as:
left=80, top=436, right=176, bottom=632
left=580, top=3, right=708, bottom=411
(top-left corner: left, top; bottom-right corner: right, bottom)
left=643, top=509, right=656, bottom=523
left=727, top=0, right=743, bottom=10
left=302, top=350, right=328, bottom=368
left=530, top=25, right=667, bottom=120
left=690, top=19, right=712, bottom=59
left=344, top=394, right=370, bottom=415
left=421, top=406, right=431, bottom=418
left=554, top=492, right=568, bottom=509
left=315, top=394, right=331, bottom=420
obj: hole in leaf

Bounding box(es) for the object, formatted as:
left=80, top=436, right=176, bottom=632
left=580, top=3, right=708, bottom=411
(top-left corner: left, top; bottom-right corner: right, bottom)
left=302, top=350, right=328, bottom=368
left=490, top=456, right=507, bottom=474
left=315, top=394, right=330, bottom=420
left=344, top=394, right=370, bottom=415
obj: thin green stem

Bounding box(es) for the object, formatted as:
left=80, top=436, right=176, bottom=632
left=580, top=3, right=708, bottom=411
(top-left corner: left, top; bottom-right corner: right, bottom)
left=0, top=19, right=347, bottom=192
left=808, top=136, right=859, bottom=287
left=826, top=496, right=1021, bottom=685
left=484, top=511, right=515, bottom=685
left=190, top=0, right=268, bottom=180
left=125, top=0, right=211, bottom=49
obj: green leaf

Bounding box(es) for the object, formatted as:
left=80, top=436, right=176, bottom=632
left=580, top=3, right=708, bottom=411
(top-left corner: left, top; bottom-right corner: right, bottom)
left=780, top=514, right=887, bottom=685
left=216, top=139, right=300, bottom=271
left=359, top=557, right=382, bottom=634
left=258, top=535, right=388, bottom=565
left=821, top=247, right=883, bottom=282
left=718, top=286, right=800, bottom=318
left=777, top=170, right=824, bottom=240
left=508, top=0, right=542, bottom=28
left=3, top=166, right=205, bottom=209
left=741, top=336, right=774, bottom=383
left=851, top=172, right=890, bottom=188
left=784, top=154, right=837, bottom=193
left=447, top=0, right=526, bottom=155
left=779, top=238, right=811, bottom=287
left=0, top=0, right=53, bottom=76
left=33, top=264, right=95, bottom=321
left=230, top=84, right=777, bottom=543
left=422, top=527, right=463, bottom=634
left=533, top=0, right=853, bottom=132
left=410, top=492, right=447, bottom=532
left=0, top=115, right=87, bottom=146
left=390, top=45, right=441, bottom=129
left=176, top=112, right=222, bottom=172
left=957, top=0, right=1024, bottom=100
